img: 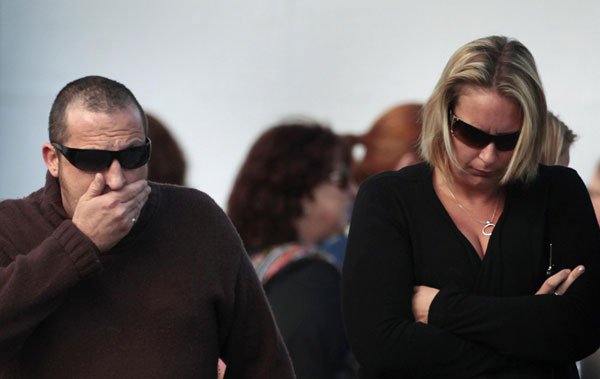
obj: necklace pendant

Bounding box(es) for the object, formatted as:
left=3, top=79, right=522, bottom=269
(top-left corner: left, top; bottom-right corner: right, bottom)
left=482, top=221, right=495, bottom=236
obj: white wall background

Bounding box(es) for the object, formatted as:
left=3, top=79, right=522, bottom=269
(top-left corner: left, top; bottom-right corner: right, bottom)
left=1, top=0, right=599, bottom=206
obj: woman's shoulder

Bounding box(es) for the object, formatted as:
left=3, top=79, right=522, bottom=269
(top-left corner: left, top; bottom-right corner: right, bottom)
left=360, top=162, right=430, bottom=191
left=357, top=162, right=432, bottom=203
left=537, top=164, right=579, bottom=180
left=511, top=164, right=587, bottom=200
left=533, top=164, right=585, bottom=191
left=366, top=162, right=431, bottom=184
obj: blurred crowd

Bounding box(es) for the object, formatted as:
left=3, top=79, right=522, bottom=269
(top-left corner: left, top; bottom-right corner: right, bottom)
left=4, top=35, right=599, bottom=379
left=147, top=97, right=600, bottom=378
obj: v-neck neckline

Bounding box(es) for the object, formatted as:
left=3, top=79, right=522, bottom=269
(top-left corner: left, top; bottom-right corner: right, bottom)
left=425, top=168, right=510, bottom=264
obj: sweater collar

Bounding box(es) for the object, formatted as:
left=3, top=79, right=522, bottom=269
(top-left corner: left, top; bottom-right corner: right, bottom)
left=41, top=171, right=68, bottom=225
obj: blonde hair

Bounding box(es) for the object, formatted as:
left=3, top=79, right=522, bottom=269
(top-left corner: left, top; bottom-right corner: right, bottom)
left=420, top=36, right=547, bottom=184
left=540, top=111, right=577, bottom=165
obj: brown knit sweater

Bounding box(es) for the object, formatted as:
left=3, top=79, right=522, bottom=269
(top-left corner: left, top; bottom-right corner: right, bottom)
left=0, top=173, right=295, bottom=378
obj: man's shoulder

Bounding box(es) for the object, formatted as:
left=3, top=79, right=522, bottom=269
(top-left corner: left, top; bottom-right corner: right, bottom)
left=0, top=186, right=48, bottom=256
left=141, top=182, right=243, bottom=254
left=149, top=182, right=216, bottom=207
left=148, top=182, right=231, bottom=228
left=0, top=186, right=45, bottom=219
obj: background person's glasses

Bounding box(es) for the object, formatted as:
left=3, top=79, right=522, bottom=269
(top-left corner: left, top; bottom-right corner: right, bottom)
left=450, top=111, right=520, bottom=151
left=52, top=138, right=152, bottom=172
left=328, top=166, right=351, bottom=188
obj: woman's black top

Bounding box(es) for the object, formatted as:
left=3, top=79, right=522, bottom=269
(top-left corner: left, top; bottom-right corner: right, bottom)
left=343, top=162, right=600, bottom=378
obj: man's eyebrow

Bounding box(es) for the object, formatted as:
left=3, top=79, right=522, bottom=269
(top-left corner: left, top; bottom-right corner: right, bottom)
left=124, top=138, right=147, bottom=149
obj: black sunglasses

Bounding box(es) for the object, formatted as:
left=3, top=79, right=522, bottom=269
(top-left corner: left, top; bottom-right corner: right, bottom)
left=52, top=138, right=152, bottom=172
left=450, top=111, right=520, bottom=152
left=328, top=166, right=351, bottom=188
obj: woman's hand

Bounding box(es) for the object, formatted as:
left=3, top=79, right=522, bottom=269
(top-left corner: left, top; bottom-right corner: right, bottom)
left=412, top=285, right=440, bottom=324
left=411, top=266, right=584, bottom=325
left=535, top=265, right=585, bottom=295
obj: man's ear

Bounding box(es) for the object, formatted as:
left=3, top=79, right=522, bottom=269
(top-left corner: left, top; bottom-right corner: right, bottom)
left=42, top=143, right=59, bottom=178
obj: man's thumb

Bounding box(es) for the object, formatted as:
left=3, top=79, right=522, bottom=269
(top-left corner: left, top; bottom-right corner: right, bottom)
left=85, top=173, right=105, bottom=198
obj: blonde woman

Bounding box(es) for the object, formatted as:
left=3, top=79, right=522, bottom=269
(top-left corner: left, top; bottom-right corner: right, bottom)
left=343, top=36, right=600, bottom=378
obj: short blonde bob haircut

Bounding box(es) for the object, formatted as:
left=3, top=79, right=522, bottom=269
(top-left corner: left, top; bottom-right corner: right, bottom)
left=420, top=36, right=547, bottom=184
left=540, top=111, right=577, bottom=166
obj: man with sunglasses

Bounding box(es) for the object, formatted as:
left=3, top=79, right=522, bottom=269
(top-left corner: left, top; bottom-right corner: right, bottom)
left=0, top=76, right=294, bottom=378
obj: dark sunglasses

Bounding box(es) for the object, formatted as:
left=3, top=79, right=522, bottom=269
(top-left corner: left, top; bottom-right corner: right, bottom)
left=450, top=111, right=520, bottom=152
left=52, top=138, right=152, bottom=172
left=328, top=166, right=351, bottom=188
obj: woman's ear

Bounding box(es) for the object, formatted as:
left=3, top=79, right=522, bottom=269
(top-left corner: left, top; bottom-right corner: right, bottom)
left=42, top=143, right=59, bottom=177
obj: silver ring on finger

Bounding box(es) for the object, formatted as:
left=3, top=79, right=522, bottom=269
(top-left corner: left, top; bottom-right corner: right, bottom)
left=553, top=291, right=560, bottom=296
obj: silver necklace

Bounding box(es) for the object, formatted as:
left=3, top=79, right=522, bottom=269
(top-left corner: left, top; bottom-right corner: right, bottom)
left=446, top=185, right=499, bottom=237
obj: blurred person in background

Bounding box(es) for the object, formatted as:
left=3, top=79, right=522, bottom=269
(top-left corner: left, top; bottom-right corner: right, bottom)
left=590, top=162, right=600, bottom=224
left=320, top=103, right=424, bottom=267
left=540, top=111, right=577, bottom=166
left=146, top=113, right=187, bottom=185
left=228, top=121, right=357, bottom=379
left=348, top=103, right=423, bottom=185
left=581, top=160, right=600, bottom=379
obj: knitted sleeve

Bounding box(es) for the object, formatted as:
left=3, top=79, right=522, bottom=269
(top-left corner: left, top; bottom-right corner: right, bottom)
left=0, top=219, right=101, bottom=360
left=196, top=192, right=296, bottom=378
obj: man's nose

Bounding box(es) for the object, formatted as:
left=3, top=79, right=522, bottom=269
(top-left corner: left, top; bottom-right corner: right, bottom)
left=103, top=159, right=126, bottom=190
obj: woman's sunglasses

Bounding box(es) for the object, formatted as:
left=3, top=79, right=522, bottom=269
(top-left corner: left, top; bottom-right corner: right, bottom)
left=450, top=111, right=520, bottom=152
left=52, top=138, right=152, bottom=172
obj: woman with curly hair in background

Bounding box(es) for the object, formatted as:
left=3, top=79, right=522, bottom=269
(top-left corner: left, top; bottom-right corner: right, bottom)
left=227, top=121, right=357, bottom=379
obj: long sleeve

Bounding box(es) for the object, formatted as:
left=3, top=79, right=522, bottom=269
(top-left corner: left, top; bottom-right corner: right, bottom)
left=428, top=167, right=600, bottom=362
left=342, top=174, right=513, bottom=378
left=210, top=206, right=295, bottom=378
left=220, top=252, right=295, bottom=378
left=0, top=219, right=102, bottom=360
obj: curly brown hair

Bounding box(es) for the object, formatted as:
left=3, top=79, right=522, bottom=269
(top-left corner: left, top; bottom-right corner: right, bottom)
left=227, top=121, right=350, bottom=253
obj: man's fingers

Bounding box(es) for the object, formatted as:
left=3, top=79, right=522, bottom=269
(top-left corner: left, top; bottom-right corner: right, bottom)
left=84, top=173, right=105, bottom=199
left=114, top=183, right=151, bottom=225
left=117, top=180, right=149, bottom=203
left=556, top=265, right=585, bottom=295
left=136, top=185, right=151, bottom=209
left=119, top=183, right=150, bottom=211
